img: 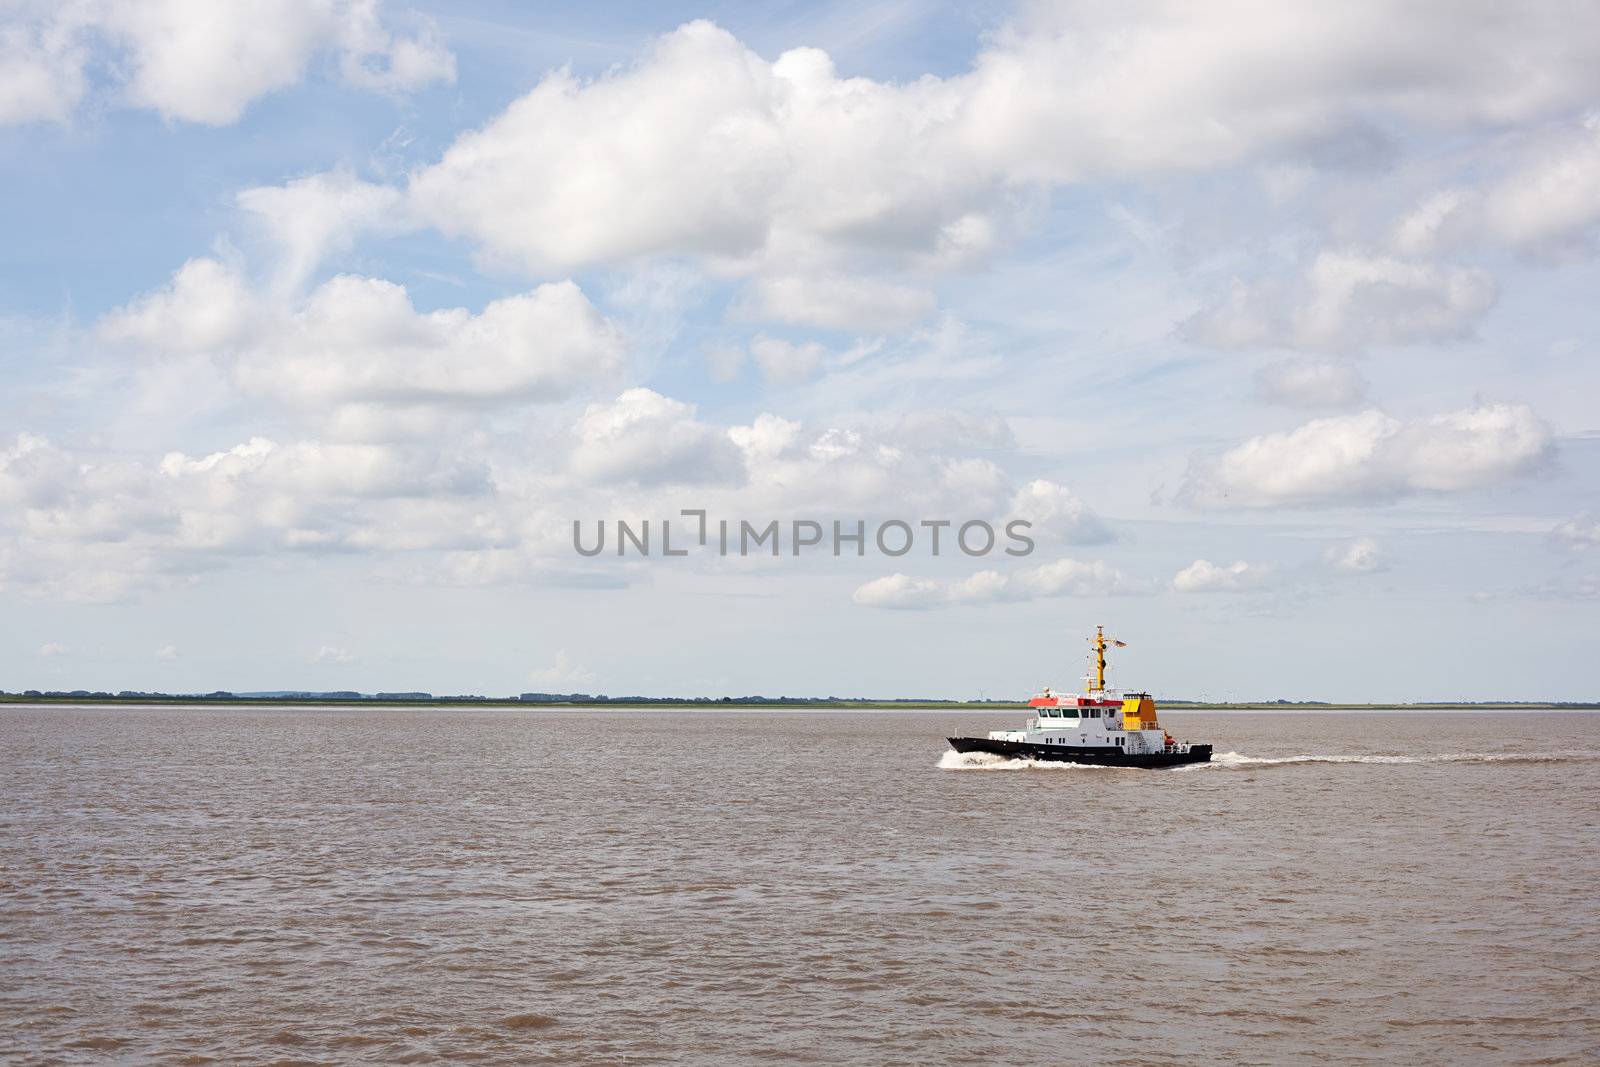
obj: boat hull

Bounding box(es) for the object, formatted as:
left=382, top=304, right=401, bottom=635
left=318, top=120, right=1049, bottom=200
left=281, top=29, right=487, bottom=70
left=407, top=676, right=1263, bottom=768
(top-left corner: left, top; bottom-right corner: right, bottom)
left=947, top=736, right=1212, bottom=768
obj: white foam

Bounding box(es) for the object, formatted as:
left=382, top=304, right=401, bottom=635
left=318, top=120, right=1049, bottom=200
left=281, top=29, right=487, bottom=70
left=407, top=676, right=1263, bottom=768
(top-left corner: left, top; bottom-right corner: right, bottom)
left=936, top=750, right=1117, bottom=771
left=1193, top=750, right=1594, bottom=769
left=937, top=748, right=1598, bottom=773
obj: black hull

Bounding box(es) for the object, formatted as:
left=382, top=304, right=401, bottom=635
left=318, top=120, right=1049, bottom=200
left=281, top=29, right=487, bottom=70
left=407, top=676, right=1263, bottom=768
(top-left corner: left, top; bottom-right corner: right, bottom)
left=947, top=736, right=1212, bottom=769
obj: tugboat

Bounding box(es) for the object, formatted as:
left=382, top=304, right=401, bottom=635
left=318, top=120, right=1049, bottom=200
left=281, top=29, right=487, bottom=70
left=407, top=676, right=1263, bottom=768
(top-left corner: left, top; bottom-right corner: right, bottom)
left=947, top=627, right=1212, bottom=768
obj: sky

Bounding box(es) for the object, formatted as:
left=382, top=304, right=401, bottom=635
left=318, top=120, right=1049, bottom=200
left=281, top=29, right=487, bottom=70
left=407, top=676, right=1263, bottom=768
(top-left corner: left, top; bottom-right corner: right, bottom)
left=1, top=0, right=1597, bottom=702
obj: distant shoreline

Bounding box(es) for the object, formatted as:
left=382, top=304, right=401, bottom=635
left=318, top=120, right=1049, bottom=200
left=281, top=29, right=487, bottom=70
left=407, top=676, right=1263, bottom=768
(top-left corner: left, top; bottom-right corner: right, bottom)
left=3, top=695, right=1596, bottom=711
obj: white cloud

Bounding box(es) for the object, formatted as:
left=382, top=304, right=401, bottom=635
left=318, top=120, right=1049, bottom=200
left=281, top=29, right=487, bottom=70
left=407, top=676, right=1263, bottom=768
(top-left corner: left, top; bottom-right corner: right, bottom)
left=1, top=0, right=455, bottom=127
left=1254, top=359, right=1367, bottom=409
left=722, top=415, right=1010, bottom=519
left=1482, top=117, right=1600, bottom=257
left=0, top=430, right=502, bottom=600
left=1323, top=537, right=1386, bottom=573
left=0, top=7, right=87, bottom=123
left=235, top=275, right=623, bottom=411
left=332, top=0, right=455, bottom=93
left=571, top=389, right=745, bottom=487
left=1008, top=480, right=1111, bottom=545
left=886, top=410, right=1014, bottom=452
left=1391, top=188, right=1479, bottom=257
left=236, top=168, right=406, bottom=289
left=0, top=383, right=1039, bottom=601
left=406, top=22, right=986, bottom=276
left=311, top=644, right=355, bottom=664
left=527, top=649, right=597, bottom=687
left=966, top=3, right=1600, bottom=180
left=407, top=10, right=1600, bottom=281
left=1395, top=116, right=1600, bottom=261
left=749, top=336, right=828, bottom=384
left=1552, top=514, right=1600, bottom=551
left=1187, top=251, right=1497, bottom=352
left=739, top=274, right=936, bottom=332
left=103, top=260, right=626, bottom=418
left=37, top=641, right=68, bottom=657
left=418, top=404, right=1028, bottom=587
left=712, top=335, right=884, bottom=385
left=154, top=644, right=180, bottom=660
left=850, top=573, right=947, bottom=610
left=853, top=557, right=1138, bottom=610
left=1172, top=559, right=1273, bottom=593
left=101, top=258, right=257, bottom=353
left=110, top=0, right=334, bottom=123
left=1181, top=403, right=1553, bottom=508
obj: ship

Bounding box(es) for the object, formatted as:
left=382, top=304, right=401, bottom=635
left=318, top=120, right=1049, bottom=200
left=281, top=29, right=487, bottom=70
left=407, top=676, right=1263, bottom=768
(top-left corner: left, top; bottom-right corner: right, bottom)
left=947, top=627, right=1212, bottom=768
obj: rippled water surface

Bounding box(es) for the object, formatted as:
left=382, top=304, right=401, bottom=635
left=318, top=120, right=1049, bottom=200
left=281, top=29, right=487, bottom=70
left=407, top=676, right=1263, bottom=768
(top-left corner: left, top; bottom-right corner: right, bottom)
left=3, top=705, right=1598, bottom=1064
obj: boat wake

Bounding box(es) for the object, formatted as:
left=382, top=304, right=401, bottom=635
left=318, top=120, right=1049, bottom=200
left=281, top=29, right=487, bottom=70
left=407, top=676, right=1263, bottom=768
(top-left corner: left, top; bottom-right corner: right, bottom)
left=1189, top=750, right=1599, bottom=770
left=936, top=750, right=1124, bottom=771
left=938, top=749, right=1599, bottom=772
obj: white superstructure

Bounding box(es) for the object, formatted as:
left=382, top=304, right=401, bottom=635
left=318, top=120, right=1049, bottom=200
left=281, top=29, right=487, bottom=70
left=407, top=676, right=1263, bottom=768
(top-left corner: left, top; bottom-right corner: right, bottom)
left=989, top=688, right=1174, bottom=755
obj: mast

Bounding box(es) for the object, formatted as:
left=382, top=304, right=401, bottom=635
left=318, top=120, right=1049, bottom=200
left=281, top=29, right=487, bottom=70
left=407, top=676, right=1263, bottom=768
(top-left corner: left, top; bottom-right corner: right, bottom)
left=1087, top=625, right=1125, bottom=693
left=1090, top=626, right=1107, bottom=692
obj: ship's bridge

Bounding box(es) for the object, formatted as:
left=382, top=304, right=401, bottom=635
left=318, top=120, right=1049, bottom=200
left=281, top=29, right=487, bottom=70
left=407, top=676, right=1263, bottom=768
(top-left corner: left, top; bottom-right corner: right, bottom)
left=1027, top=691, right=1162, bottom=732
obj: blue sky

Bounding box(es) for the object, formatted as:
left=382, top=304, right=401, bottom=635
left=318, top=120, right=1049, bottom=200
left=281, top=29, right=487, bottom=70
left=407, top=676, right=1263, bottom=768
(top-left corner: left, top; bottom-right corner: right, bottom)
left=2, top=0, right=1598, bottom=700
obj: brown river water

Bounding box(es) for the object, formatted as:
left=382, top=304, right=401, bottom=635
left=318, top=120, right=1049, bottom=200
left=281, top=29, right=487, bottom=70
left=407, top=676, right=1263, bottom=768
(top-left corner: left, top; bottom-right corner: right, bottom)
left=2, top=705, right=1597, bottom=1065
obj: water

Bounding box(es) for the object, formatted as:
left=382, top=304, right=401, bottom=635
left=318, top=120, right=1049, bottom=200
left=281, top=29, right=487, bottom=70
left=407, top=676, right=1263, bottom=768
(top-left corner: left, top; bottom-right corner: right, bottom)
left=3, top=705, right=1597, bottom=1065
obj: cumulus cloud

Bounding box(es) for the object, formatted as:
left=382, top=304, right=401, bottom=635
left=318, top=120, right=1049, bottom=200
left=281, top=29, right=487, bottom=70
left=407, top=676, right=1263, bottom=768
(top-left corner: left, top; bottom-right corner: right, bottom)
left=966, top=3, right=1600, bottom=179
left=407, top=22, right=985, bottom=275
left=154, top=645, right=180, bottom=660
left=331, top=0, right=455, bottom=93
left=1391, top=188, right=1481, bottom=257
left=722, top=415, right=1010, bottom=519
left=406, top=9, right=1600, bottom=281
left=311, top=644, right=355, bottom=664
left=1181, top=403, right=1554, bottom=508
left=0, top=8, right=87, bottom=123
left=738, top=274, right=936, bottom=332
left=709, top=335, right=883, bottom=385
left=37, top=641, right=68, bottom=657
left=1482, top=118, right=1600, bottom=257
left=1172, top=559, right=1273, bottom=593
left=237, top=168, right=406, bottom=289
left=0, top=380, right=1044, bottom=601
left=1395, top=117, right=1600, bottom=261
left=441, top=400, right=1024, bottom=584
left=0, top=0, right=453, bottom=126
left=0, top=430, right=501, bottom=600
left=1186, top=251, right=1497, bottom=352
left=1008, top=480, right=1112, bottom=545
left=102, top=259, right=626, bottom=419
left=101, top=258, right=257, bottom=353
left=1323, top=537, right=1386, bottom=573
left=1552, top=514, right=1600, bottom=551
left=528, top=649, right=596, bottom=687
left=571, top=389, right=745, bottom=487
left=749, top=336, right=828, bottom=385
left=852, top=557, right=1138, bottom=610
left=1254, top=359, right=1367, bottom=409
